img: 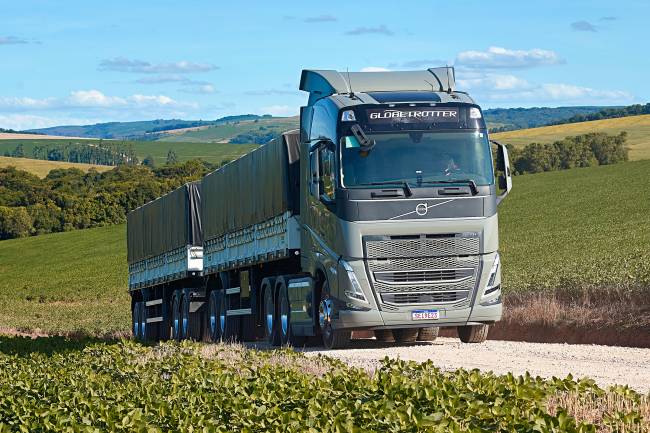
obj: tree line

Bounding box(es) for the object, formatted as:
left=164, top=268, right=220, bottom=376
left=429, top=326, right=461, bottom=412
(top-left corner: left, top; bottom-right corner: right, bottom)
left=0, top=159, right=221, bottom=240
left=507, top=132, right=628, bottom=175
left=549, top=103, right=650, bottom=126
left=3, top=141, right=139, bottom=166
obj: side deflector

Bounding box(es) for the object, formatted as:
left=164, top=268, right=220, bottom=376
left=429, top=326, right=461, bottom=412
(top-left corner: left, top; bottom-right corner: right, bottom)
left=300, top=68, right=455, bottom=104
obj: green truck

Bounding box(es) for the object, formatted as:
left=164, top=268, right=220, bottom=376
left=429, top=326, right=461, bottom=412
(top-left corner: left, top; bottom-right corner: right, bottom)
left=127, top=68, right=512, bottom=349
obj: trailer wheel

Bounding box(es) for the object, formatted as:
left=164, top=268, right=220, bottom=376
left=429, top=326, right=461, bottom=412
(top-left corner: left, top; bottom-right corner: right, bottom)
left=319, top=281, right=350, bottom=350
left=458, top=324, right=489, bottom=343
left=417, top=327, right=439, bottom=342
left=207, top=290, right=225, bottom=342
left=132, top=301, right=142, bottom=340
left=181, top=294, right=202, bottom=341
left=277, top=282, right=304, bottom=346
left=171, top=292, right=182, bottom=341
left=263, top=283, right=280, bottom=346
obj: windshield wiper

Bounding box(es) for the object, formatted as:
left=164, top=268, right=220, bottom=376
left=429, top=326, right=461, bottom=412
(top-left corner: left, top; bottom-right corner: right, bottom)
left=365, top=180, right=413, bottom=197
left=350, top=124, right=376, bottom=153
left=419, top=179, right=479, bottom=195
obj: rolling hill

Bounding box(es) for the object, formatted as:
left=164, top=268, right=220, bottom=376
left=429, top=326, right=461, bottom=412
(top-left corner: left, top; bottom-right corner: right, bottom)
left=0, top=139, right=257, bottom=166
left=491, top=114, right=650, bottom=161
left=0, top=156, right=113, bottom=178
left=1, top=160, right=648, bottom=336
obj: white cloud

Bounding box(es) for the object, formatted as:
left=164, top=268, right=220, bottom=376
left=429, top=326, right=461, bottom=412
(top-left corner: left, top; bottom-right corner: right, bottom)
left=0, top=114, right=102, bottom=130
left=456, top=46, right=564, bottom=70
left=99, top=57, right=218, bottom=73
left=304, top=15, right=337, bottom=23
left=259, top=105, right=297, bottom=117
left=0, top=36, right=30, bottom=45
left=178, top=84, right=216, bottom=94
left=571, top=21, right=598, bottom=32
left=458, top=74, right=531, bottom=91
left=360, top=66, right=391, bottom=72
left=68, top=90, right=127, bottom=107
left=345, top=25, right=394, bottom=36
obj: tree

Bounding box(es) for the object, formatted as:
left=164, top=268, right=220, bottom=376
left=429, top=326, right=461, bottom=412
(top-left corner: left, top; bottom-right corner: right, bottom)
left=166, top=149, right=178, bottom=165
left=0, top=206, right=32, bottom=239
left=142, top=155, right=156, bottom=168
left=11, top=143, right=25, bottom=158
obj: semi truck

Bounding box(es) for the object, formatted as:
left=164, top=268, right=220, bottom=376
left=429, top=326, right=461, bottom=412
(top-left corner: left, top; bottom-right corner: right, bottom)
left=127, top=67, right=512, bottom=349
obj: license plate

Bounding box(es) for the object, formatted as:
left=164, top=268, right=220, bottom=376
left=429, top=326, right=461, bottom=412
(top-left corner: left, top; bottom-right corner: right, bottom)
left=411, top=309, right=439, bottom=320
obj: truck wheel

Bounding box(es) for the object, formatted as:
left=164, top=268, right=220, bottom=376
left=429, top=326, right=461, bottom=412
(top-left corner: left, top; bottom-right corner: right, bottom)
left=132, top=301, right=142, bottom=340
left=207, top=290, right=225, bottom=342
left=171, top=292, right=182, bottom=341
left=374, top=329, right=395, bottom=343
left=181, top=294, right=201, bottom=341
left=318, top=281, right=350, bottom=350
left=458, top=324, right=489, bottom=343
left=392, top=329, right=419, bottom=344
left=263, top=284, right=280, bottom=346
left=278, top=282, right=304, bottom=346
left=417, top=327, right=439, bottom=342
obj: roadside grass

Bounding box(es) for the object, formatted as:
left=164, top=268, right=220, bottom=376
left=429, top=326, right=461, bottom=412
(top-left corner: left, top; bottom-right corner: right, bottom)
left=0, top=339, right=646, bottom=432
left=491, top=114, right=650, bottom=161
left=0, top=155, right=113, bottom=177
left=0, top=139, right=257, bottom=166
left=0, top=160, right=648, bottom=337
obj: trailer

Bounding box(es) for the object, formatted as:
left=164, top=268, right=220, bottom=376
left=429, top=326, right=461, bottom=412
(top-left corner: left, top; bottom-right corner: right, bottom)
left=128, top=67, right=512, bottom=348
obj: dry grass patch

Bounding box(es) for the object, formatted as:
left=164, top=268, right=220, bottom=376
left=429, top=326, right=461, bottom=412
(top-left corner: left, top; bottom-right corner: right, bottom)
left=548, top=391, right=650, bottom=433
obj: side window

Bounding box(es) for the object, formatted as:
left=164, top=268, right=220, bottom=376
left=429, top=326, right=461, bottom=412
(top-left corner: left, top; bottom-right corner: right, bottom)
left=318, top=147, right=336, bottom=201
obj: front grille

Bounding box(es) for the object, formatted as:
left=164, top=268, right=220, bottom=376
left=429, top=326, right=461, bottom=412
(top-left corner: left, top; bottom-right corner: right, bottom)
left=381, top=291, right=469, bottom=305
left=364, top=236, right=481, bottom=308
left=374, top=268, right=474, bottom=284
left=365, top=235, right=479, bottom=259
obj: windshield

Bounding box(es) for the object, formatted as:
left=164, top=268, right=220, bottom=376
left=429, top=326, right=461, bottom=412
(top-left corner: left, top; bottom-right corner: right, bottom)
left=341, top=131, right=494, bottom=187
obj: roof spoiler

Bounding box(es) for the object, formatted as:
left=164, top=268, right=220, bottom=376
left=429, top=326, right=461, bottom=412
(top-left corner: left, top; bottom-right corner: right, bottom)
left=299, top=67, right=455, bottom=104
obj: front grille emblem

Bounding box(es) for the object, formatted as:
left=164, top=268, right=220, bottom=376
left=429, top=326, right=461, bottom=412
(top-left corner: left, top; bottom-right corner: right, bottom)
left=416, top=203, right=428, bottom=216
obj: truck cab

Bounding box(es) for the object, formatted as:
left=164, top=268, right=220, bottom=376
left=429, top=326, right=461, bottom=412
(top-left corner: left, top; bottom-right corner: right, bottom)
left=298, top=68, right=512, bottom=347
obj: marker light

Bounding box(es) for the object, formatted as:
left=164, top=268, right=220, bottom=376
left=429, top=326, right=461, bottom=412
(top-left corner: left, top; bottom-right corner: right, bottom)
left=469, top=107, right=482, bottom=119
left=341, top=110, right=356, bottom=121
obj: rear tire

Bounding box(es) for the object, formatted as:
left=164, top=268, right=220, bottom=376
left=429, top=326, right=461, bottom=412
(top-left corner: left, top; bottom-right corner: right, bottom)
left=171, top=292, right=182, bottom=341
left=132, top=301, right=142, bottom=340
left=458, top=324, right=489, bottom=343
left=417, top=327, right=439, bottom=342
left=374, top=329, right=395, bottom=343
left=181, top=293, right=202, bottom=341
left=392, top=328, right=419, bottom=343
left=263, top=283, right=280, bottom=346
left=207, top=290, right=225, bottom=342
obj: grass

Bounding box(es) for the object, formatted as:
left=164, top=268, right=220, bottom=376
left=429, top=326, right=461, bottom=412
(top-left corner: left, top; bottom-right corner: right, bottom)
left=0, top=139, right=257, bottom=166
left=0, top=160, right=648, bottom=336
left=492, top=114, right=650, bottom=161
left=0, top=156, right=112, bottom=177
left=158, top=116, right=299, bottom=143
left=0, top=224, right=129, bottom=336
left=0, top=339, right=646, bottom=432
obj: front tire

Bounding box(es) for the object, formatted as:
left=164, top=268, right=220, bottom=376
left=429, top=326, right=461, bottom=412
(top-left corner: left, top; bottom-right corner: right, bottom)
left=319, top=281, right=350, bottom=350
left=392, top=328, right=419, bottom=343
left=458, top=324, right=489, bottom=343
left=417, top=327, right=439, bottom=342
left=263, top=282, right=280, bottom=346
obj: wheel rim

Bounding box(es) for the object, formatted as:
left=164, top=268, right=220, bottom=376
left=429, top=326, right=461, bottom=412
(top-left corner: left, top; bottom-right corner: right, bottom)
left=319, top=298, right=333, bottom=342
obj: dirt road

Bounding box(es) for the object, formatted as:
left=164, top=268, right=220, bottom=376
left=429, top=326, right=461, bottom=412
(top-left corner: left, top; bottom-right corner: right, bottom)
left=302, top=337, right=650, bottom=393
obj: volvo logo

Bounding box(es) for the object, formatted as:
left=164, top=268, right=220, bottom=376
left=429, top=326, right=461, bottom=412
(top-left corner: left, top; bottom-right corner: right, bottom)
left=415, top=203, right=429, bottom=216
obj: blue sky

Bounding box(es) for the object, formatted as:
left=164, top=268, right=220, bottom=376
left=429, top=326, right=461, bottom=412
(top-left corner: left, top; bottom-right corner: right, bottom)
left=1, top=0, right=647, bottom=130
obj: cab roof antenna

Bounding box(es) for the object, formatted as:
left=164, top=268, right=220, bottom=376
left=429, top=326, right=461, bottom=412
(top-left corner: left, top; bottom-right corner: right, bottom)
left=346, top=68, right=356, bottom=99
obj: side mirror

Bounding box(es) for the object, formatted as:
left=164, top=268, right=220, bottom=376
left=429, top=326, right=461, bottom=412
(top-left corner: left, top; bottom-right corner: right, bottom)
left=491, top=140, right=512, bottom=205
left=309, top=151, right=320, bottom=198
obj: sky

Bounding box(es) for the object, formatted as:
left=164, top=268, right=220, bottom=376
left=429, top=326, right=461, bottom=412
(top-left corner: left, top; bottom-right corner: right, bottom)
left=1, top=0, right=648, bottom=130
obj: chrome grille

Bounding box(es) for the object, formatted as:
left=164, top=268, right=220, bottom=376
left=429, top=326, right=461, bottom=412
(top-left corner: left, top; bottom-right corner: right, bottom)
left=381, top=291, right=469, bottom=305
left=374, top=268, right=474, bottom=284
left=365, top=235, right=479, bottom=259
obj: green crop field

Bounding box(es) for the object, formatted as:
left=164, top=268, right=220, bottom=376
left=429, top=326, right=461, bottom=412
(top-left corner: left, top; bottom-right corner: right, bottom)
left=0, top=339, right=646, bottom=432
left=158, top=116, right=300, bottom=143
left=0, top=139, right=257, bottom=166
left=0, top=156, right=113, bottom=177
left=492, top=114, right=650, bottom=161
left=0, top=160, right=648, bottom=336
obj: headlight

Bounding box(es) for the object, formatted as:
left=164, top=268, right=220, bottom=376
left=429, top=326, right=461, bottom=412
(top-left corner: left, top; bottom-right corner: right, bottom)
left=483, top=253, right=500, bottom=297
left=340, top=259, right=368, bottom=303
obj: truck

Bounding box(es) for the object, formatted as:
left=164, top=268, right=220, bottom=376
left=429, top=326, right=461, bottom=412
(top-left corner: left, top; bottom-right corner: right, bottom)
left=127, top=67, right=512, bottom=349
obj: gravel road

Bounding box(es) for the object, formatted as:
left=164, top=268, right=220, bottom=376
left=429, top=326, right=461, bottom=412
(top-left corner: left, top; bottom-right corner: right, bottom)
left=302, top=337, right=650, bottom=393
